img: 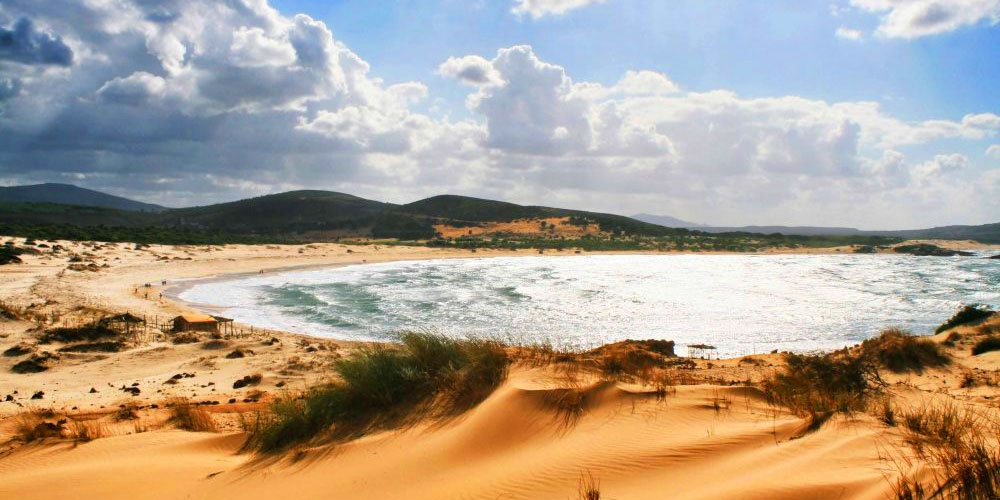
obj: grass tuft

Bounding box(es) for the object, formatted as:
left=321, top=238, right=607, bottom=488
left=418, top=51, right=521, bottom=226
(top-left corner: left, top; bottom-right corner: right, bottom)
left=935, top=305, right=994, bottom=334
left=168, top=397, right=218, bottom=432
left=894, top=403, right=1000, bottom=499
left=971, top=336, right=1000, bottom=356
left=244, top=333, right=509, bottom=453
left=762, top=349, right=878, bottom=424
left=578, top=471, right=601, bottom=500
left=861, top=328, right=949, bottom=374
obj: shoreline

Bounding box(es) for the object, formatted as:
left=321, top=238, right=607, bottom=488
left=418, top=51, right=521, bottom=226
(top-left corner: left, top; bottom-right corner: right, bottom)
left=161, top=247, right=999, bottom=357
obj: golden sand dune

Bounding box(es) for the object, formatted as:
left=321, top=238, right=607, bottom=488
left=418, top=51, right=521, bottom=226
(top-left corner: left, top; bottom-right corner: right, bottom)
left=0, top=368, right=903, bottom=500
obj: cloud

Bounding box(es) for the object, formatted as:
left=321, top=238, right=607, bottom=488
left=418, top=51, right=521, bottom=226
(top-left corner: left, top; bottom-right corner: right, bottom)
left=835, top=27, right=864, bottom=40
left=0, top=17, right=73, bottom=66
left=963, top=112, right=1000, bottom=129
left=850, top=0, right=1000, bottom=38
left=0, top=1, right=996, bottom=228
left=913, top=153, right=969, bottom=183
left=511, top=0, right=608, bottom=19
left=988, top=144, right=1000, bottom=158
left=437, top=55, right=501, bottom=86
left=0, top=77, right=21, bottom=101
left=96, top=72, right=167, bottom=106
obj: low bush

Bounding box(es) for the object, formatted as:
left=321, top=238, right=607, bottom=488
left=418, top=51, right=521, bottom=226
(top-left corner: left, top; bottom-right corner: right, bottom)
left=971, top=336, right=1000, bottom=356
left=58, top=341, right=125, bottom=353
left=244, top=333, right=509, bottom=453
left=39, top=325, right=119, bottom=344
left=862, top=328, right=950, bottom=374
left=935, top=305, right=994, bottom=334
left=762, top=350, right=878, bottom=422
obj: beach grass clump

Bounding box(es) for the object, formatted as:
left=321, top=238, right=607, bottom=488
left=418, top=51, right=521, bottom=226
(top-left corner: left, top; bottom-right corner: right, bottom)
left=244, top=333, right=509, bottom=453
left=935, top=305, right=994, bottom=334
left=861, top=328, right=950, bottom=374
left=70, top=419, right=106, bottom=443
left=894, top=403, right=1000, bottom=500
left=38, top=324, right=119, bottom=344
left=168, top=397, right=218, bottom=432
left=762, top=350, right=877, bottom=422
left=971, top=336, right=1000, bottom=356
left=587, top=339, right=675, bottom=382
left=578, top=471, right=601, bottom=500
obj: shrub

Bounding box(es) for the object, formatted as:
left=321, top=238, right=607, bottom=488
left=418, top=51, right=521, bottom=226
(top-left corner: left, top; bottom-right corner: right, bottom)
left=244, top=333, right=509, bottom=452
left=862, top=328, right=950, bottom=374
left=39, top=325, right=119, bottom=344
left=762, top=350, right=878, bottom=421
left=971, top=336, right=1000, bottom=356
left=936, top=305, right=994, bottom=334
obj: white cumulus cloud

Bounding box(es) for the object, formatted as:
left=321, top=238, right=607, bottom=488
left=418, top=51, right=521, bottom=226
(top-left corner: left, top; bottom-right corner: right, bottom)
left=511, top=0, right=608, bottom=19
left=850, top=0, right=1000, bottom=38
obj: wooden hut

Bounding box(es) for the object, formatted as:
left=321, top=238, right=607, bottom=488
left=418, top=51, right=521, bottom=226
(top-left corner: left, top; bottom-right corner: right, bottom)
left=212, top=315, right=235, bottom=336
left=172, top=314, right=219, bottom=333
left=100, top=313, right=145, bottom=336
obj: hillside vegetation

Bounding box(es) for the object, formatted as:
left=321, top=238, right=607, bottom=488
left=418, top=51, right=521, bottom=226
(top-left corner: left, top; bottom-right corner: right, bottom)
left=0, top=187, right=950, bottom=250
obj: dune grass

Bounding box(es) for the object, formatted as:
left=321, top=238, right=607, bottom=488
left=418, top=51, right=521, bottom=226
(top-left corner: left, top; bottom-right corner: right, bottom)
left=971, top=336, right=1000, bottom=356
left=243, top=333, right=509, bottom=453
left=894, top=403, right=1000, bottom=499
left=935, top=305, right=994, bottom=334
left=762, top=349, right=878, bottom=424
left=168, top=397, right=218, bottom=432
left=578, top=471, right=601, bottom=500
left=861, top=328, right=950, bottom=374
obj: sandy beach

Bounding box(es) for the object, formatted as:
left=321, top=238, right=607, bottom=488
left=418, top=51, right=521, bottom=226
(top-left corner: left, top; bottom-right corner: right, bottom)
left=1, top=237, right=998, bottom=499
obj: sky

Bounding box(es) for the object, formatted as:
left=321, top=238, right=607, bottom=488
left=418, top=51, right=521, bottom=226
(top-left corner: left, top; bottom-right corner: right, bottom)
left=0, top=0, right=998, bottom=229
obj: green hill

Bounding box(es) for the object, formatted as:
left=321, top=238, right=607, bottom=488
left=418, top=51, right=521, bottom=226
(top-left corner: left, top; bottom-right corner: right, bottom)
left=161, top=190, right=391, bottom=234
left=399, top=194, right=691, bottom=237
left=0, top=184, right=994, bottom=245
left=0, top=183, right=166, bottom=212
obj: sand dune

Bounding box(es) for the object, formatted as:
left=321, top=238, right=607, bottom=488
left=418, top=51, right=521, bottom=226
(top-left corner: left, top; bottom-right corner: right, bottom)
left=0, top=368, right=907, bottom=500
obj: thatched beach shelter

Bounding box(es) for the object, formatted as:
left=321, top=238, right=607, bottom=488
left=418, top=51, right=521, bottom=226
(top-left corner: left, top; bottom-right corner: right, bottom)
left=172, top=314, right=219, bottom=333
left=212, top=315, right=235, bottom=336
left=100, top=312, right=145, bottom=335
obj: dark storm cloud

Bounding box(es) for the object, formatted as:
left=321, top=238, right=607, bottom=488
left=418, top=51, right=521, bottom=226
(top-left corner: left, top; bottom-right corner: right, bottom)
left=0, top=17, right=73, bottom=66
left=0, top=77, right=21, bottom=100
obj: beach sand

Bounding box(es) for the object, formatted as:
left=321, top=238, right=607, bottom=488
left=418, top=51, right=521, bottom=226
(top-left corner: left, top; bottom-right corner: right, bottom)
left=1, top=236, right=998, bottom=499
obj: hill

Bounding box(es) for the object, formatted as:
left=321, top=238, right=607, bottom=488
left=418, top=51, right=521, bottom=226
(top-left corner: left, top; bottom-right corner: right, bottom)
left=161, top=190, right=392, bottom=234
left=0, top=183, right=166, bottom=212
left=876, top=223, right=1000, bottom=244
left=631, top=213, right=705, bottom=228
left=0, top=184, right=993, bottom=245
left=402, top=195, right=689, bottom=237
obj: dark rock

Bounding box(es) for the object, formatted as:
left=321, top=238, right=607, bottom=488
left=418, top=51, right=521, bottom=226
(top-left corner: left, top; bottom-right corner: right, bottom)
left=31, top=390, right=44, bottom=399
left=232, top=373, right=262, bottom=389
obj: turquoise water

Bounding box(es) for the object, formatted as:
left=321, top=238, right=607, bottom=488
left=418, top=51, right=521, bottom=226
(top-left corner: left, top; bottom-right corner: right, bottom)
left=178, top=254, right=1000, bottom=357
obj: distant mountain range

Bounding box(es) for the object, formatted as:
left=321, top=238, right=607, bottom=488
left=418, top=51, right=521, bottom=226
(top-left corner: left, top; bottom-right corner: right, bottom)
left=631, top=213, right=706, bottom=228
left=632, top=213, right=1000, bottom=243
left=0, top=183, right=997, bottom=243
left=0, top=185, right=683, bottom=242
left=0, top=183, right=166, bottom=212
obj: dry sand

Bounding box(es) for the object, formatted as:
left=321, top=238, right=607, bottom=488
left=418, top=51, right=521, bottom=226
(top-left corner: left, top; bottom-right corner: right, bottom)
left=1, top=236, right=998, bottom=499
